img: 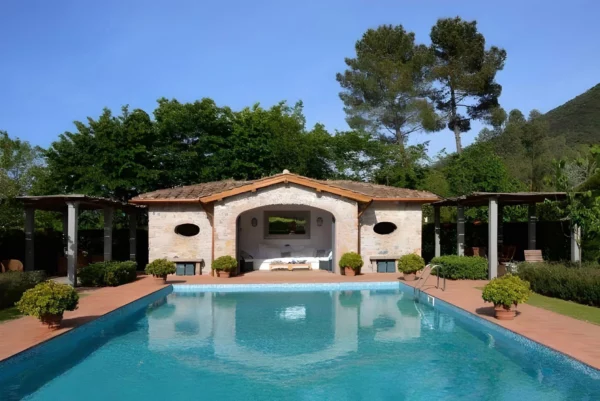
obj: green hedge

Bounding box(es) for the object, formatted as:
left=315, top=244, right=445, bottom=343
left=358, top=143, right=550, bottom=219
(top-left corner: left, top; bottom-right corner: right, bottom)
left=430, top=255, right=488, bottom=280
left=0, top=270, right=47, bottom=309
left=517, top=262, right=600, bottom=306
left=78, top=261, right=137, bottom=287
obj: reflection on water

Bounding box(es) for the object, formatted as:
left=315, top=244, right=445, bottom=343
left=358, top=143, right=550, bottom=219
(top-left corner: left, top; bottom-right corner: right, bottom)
left=147, top=289, right=425, bottom=369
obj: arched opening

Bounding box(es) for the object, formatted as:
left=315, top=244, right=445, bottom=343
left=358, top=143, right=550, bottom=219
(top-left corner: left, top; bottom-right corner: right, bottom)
left=236, top=205, right=335, bottom=273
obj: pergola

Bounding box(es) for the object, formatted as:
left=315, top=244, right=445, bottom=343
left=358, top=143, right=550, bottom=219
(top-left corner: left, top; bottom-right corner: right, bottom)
left=17, top=195, right=143, bottom=286
left=431, top=192, right=575, bottom=279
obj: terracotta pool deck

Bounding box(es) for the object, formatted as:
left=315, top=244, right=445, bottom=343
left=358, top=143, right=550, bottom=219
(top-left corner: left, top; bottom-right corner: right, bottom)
left=1, top=271, right=600, bottom=371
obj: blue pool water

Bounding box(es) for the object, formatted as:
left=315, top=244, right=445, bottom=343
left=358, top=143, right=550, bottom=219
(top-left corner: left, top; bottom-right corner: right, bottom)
left=2, top=283, right=600, bottom=400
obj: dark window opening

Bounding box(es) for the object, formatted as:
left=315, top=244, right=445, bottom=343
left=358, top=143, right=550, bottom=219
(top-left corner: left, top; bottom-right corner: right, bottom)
left=175, top=224, right=200, bottom=237
left=373, top=222, right=397, bottom=235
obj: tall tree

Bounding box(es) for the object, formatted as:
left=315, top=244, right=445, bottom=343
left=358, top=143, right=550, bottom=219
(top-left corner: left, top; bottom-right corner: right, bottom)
left=336, top=25, right=442, bottom=152
left=430, top=17, right=507, bottom=153
left=0, top=131, right=45, bottom=231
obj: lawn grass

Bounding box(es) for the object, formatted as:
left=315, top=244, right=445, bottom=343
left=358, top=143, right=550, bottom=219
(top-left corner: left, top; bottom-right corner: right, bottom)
left=0, top=307, right=22, bottom=323
left=476, top=287, right=600, bottom=326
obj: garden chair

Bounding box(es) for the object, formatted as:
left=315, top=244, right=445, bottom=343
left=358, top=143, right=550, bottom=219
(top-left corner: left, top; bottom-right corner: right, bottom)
left=524, top=250, right=543, bottom=263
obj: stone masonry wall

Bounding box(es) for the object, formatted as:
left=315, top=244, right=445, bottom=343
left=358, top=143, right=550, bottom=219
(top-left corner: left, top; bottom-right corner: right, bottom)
left=148, top=204, right=212, bottom=274
left=360, top=202, right=423, bottom=273
left=213, top=183, right=358, bottom=273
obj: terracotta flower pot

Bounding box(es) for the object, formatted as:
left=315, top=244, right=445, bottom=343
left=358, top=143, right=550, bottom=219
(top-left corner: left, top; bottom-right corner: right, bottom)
left=494, top=304, right=517, bottom=320
left=344, top=267, right=357, bottom=276
left=403, top=273, right=416, bottom=281
left=154, top=275, right=167, bottom=284
left=41, top=313, right=63, bottom=329
left=219, top=271, right=231, bottom=278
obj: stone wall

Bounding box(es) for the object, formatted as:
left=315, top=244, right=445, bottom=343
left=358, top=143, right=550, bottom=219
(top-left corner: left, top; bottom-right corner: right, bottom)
left=359, top=202, right=422, bottom=273
left=213, top=183, right=358, bottom=273
left=148, top=204, right=212, bottom=274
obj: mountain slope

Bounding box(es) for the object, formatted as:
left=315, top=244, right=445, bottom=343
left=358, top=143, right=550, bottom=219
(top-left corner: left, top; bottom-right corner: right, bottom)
left=545, top=83, right=600, bottom=144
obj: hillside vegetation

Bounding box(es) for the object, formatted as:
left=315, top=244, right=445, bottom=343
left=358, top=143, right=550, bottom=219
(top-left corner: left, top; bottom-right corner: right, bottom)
left=545, top=83, right=600, bottom=144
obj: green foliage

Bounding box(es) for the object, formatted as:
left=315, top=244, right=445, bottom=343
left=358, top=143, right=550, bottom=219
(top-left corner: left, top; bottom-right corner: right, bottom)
left=104, top=261, right=137, bottom=286
left=518, top=262, right=600, bottom=306
left=430, top=255, right=488, bottom=279
left=145, top=259, right=176, bottom=277
left=16, top=281, right=79, bottom=318
left=336, top=25, right=442, bottom=152
left=482, top=275, right=531, bottom=308
left=0, top=131, right=46, bottom=232
left=0, top=270, right=46, bottom=309
left=443, top=142, right=523, bottom=196
left=430, top=17, right=506, bottom=153
left=338, top=252, right=363, bottom=272
left=544, top=83, right=600, bottom=146
left=397, top=254, right=425, bottom=274
left=78, top=263, right=107, bottom=287
left=212, top=256, right=238, bottom=272
left=79, top=261, right=137, bottom=287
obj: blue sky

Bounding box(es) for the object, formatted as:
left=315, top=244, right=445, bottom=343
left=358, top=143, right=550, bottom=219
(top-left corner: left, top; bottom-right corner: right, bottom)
left=1, top=0, right=599, bottom=156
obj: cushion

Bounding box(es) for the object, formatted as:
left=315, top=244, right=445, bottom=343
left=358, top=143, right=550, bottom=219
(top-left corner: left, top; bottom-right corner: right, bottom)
left=281, top=251, right=292, bottom=257
left=316, top=249, right=327, bottom=257
left=304, top=247, right=316, bottom=257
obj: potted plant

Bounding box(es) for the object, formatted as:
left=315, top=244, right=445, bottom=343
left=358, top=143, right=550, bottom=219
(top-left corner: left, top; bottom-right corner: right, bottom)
left=145, top=259, right=176, bottom=284
left=212, top=256, right=238, bottom=278
left=16, top=281, right=79, bottom=328
left=482, top=275, right=531, bottom=320
left=339, top=252, right=363, bottom=276
left=397, top=254, right=425, bottom=281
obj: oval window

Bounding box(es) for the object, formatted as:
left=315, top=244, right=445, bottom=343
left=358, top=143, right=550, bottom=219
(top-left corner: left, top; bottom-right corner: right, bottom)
left=373, top=222, right=397, bottom=235
left=174, top=224, right=200, bottom=237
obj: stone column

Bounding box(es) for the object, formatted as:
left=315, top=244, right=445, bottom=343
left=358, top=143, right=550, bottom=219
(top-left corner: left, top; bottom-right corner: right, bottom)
left=434, top=205, right=441, bottom=258
left=456, top=205, right=465, bottom=256
left=66, top=202, right=79, bottom=286
left=103, top=207, right=114, bottom=262
left=528, top=204, right=537, bottom=250
left=488, top=197, right=498, bottom=279
left=24, top=207, right=35, bottom=271
left=571, top=224, right=581, bottom=263
left=129, top=210, right=137, bottom=262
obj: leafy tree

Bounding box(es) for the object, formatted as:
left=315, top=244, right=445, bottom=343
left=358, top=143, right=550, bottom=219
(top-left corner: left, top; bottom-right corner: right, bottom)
left=430, top=17, right=507, bottom=153
left=0, top=131, right=46, bottom=231
left=336, top=25, right=442, bottom=152
left=443, top=141, right=522, bottom=195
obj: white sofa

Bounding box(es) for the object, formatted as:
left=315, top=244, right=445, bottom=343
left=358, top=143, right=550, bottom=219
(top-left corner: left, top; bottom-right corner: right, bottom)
left=241, top=244, right=332, bottom=271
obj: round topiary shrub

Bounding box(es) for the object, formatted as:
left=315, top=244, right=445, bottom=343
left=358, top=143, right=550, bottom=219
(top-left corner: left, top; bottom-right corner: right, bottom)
left=398, top=254, right=425, bottom=274
left=339, top=252, right=363, bottom=273
left=482, top=274, right=531, bottom=309
left=145, top=259, right=176, bottom=278
left=212, top=256, right=238, bottom=272
left=16, top=281, right=79, bottom=327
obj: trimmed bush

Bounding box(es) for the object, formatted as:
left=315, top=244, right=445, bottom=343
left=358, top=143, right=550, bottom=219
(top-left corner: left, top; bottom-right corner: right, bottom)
left=79, top=261, right=138, bottom=287
left=397, top=254, right=425, bottom=274
left=482, top=275, right=531, bottom=308
left=430, top=255, right=488, bottom=280
left=104, top=261, right=137, bottom=286
left=0, top=270, right=47, bottom=309
left=338, top=252, right=363, bottom=273
left=518, top=262, right=600, bottom=306
left=212, top=256, right=238, bottom=272
left=16, top=281, right=79, bottom=319
left=78, top=263, right=107, bottom=287
left=145, top=259, right=176, bottom=277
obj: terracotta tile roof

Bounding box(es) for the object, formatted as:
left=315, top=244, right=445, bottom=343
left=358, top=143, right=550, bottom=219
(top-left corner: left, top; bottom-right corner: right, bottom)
left=322, top=180, right=438, bottom=200
left=131, top=173, right=438, bottom=203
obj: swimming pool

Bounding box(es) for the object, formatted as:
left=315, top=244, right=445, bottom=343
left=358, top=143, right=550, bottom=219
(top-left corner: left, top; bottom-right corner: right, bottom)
left=1, top=282, right=599, bottom=400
